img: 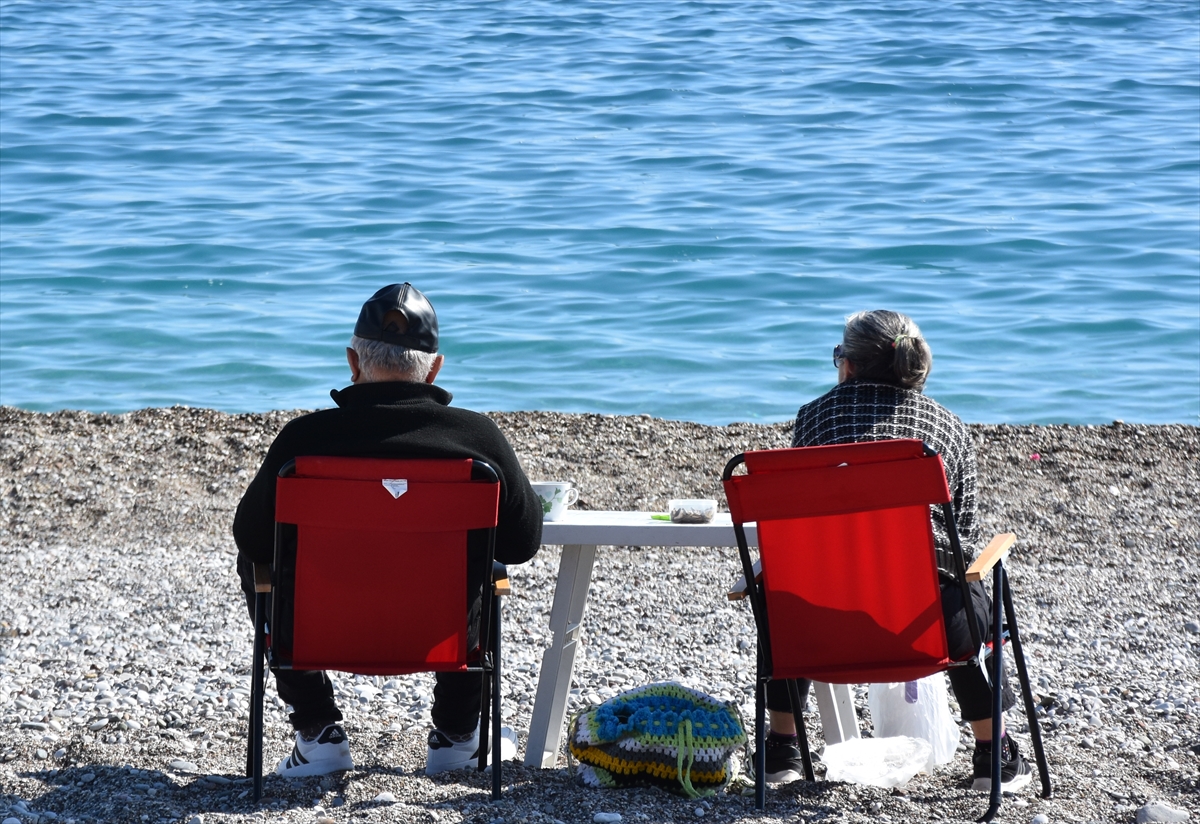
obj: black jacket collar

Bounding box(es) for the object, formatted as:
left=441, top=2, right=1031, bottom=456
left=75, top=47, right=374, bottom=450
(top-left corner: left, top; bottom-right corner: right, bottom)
left=329, top=380, right=453, bottom=408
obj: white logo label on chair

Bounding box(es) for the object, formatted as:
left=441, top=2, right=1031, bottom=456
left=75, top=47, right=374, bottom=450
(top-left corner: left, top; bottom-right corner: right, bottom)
left=381, top=479, right=408, bottom=499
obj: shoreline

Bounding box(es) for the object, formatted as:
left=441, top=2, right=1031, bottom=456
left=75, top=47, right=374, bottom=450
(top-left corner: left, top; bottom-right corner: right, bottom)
left=1, top=407, right=1197, bottom=824
left=3, top=402, right=1194, bottom=431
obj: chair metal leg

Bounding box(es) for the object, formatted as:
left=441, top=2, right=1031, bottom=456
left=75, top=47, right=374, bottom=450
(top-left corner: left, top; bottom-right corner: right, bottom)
left=1001, top=568, right=1053, bottom=799
left=478, top=651, right=492, bottom=777
left=491, top=592, right=503, bottom=801
left=786, top=679, right=815, bottom=782
left=249, top=590, right=267, bottom=803
left=245, top=681, right=256, bottom=779
left=977, top=566, right=1005, bottom=824
left=755, top=678, right=766, bottom=810
left=478, top=685, right=492, bottom=771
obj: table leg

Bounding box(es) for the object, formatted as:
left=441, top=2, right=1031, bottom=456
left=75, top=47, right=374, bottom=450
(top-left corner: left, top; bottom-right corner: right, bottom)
left=811, top=681, right=860, bottom=746
left=524, top=543, right=598, bottom=768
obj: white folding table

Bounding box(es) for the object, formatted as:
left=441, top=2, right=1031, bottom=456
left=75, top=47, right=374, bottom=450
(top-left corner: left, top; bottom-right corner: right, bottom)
left=523, top=510, right=860, bottom=769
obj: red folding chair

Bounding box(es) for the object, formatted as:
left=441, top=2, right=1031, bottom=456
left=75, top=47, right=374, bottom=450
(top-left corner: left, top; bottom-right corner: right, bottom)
left=246, top=456, right=511, bottom=801
left=722, top=440, right=1050, bottom=821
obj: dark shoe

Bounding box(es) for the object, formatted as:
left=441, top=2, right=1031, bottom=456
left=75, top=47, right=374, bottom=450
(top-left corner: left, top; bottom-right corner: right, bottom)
left=758, top=738, right=804, bottom=784
left=971, top=736, right=1032, bottom=793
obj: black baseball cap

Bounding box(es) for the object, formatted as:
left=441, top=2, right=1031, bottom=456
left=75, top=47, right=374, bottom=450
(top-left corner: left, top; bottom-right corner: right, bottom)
left=353, top=283, right=439, bottom=353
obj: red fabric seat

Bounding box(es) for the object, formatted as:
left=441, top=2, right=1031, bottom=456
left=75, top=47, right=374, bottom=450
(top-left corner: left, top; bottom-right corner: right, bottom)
left=274, top=457, right=495, bottom=673
left=726, top=441, right=953, bottom=684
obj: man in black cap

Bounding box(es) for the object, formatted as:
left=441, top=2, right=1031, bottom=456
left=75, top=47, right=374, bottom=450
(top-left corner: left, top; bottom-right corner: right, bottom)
left=233, top=283, right=543, bottom=778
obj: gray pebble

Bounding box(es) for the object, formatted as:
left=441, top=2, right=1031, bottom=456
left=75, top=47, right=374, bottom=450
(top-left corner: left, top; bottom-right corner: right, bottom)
left=371, top=791, right=397, bottom=805
left=169, top=759, right=198, bottom=772
left=594, top=815, right=622, bottom=824
left=79, top=772, right=95, bottom=783
left=1137, top=802, right=1190, bottom=823
left=1184, top=620, right=1200, bottom=634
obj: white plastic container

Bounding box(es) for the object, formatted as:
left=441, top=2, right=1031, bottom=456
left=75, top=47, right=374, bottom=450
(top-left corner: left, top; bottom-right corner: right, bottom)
left=668, top=499, right=717, bottom=523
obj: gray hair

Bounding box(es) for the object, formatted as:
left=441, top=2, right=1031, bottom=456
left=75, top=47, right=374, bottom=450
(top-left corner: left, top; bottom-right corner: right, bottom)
left=350, top=335, right=438, bottom=383
left=841, top=309, right=932, bottom=391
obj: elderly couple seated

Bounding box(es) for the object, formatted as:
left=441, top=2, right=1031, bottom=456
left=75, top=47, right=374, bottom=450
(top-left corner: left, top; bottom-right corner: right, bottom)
left=232, top=284, right=1031, bottom=794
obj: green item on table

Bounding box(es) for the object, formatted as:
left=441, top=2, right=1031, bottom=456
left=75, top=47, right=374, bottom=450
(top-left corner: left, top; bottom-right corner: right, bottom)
left=650, top=514, right=670, bottom=520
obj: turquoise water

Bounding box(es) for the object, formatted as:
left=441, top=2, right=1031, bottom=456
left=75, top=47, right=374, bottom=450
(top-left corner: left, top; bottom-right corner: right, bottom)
left=2, top=1, right=1197, bottom=425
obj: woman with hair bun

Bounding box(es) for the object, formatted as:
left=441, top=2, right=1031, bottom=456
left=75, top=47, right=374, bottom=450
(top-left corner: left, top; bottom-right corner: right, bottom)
left=758, top=310, right=1033, bottom=794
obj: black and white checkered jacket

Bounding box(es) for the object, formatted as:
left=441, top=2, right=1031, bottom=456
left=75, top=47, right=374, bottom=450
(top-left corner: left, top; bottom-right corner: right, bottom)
left=791, top=380, right=979, bottom=578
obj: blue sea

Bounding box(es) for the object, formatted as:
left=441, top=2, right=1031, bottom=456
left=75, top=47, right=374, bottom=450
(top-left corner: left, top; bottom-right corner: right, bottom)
left=2, top=1, right=1197, bottom=425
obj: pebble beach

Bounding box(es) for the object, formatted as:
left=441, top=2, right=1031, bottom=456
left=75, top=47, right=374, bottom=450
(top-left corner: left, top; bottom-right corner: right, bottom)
left=1, top=406, right=1197, bottom=824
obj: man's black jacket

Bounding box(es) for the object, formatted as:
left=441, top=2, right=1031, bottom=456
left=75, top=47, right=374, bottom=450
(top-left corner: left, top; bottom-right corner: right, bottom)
left=232, top=381, right=542, bottom=571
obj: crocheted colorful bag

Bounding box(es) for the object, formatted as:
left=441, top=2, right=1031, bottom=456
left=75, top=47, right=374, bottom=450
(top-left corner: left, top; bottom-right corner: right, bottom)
left=567, top=682, right=747, bottom=798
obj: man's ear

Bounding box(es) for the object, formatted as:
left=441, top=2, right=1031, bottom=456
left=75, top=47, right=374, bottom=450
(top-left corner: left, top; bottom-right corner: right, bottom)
left=346, top=347, right=362, bottom=384
left=424, top=354, right=444, bottom=384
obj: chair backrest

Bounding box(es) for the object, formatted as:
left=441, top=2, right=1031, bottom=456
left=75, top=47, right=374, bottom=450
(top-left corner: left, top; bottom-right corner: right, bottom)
left=271, top=456, right=500, bottom=675
left=723, top=439, right=957, bottom=684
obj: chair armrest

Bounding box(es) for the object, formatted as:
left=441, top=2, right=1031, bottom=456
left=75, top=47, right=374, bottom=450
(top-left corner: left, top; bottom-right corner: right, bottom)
left=492, top=561, right=511, bottom=597
left=253, top=563, right=272, bottom=593
left=727, top=558, right=763, bottom=601
left=965, top=533, right=1016, bottom=582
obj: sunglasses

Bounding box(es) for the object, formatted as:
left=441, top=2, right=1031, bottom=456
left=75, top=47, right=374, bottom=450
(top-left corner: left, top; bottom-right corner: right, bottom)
left=833, top=344, right=847, bottom=368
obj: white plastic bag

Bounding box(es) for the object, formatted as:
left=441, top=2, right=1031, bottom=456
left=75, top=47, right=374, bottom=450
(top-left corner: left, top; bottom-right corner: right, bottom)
left=868, top=675, right=960, bottom=771
left=822, top=736, right=932, bottom=788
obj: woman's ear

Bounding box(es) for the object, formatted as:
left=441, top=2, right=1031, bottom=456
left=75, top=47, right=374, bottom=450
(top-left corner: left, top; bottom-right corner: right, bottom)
left=838, top=358, right=855, bottom=384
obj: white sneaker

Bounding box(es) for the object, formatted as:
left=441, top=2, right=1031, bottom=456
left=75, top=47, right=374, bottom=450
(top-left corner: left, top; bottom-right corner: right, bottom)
left=425, top=725, right=518, bottom=775
left=275, top=723, right=353, bottom=777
